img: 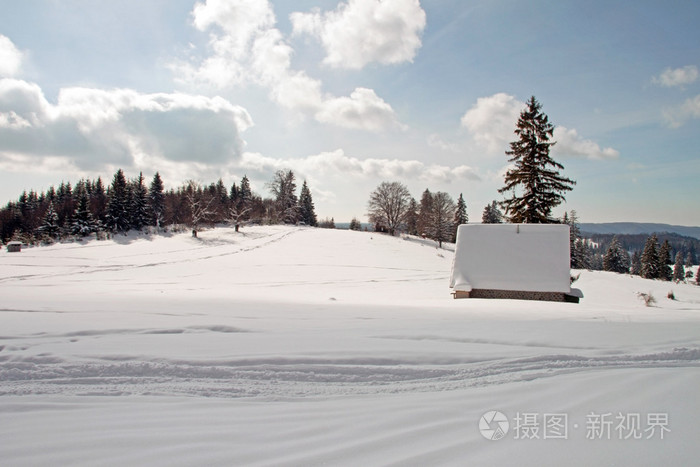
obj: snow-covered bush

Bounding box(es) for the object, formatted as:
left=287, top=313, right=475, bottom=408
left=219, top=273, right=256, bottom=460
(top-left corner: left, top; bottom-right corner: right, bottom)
left=637, top=292, right=657, bottom=307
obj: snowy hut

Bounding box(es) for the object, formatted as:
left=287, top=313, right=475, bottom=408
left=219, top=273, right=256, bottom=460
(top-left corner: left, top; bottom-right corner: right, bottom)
left=7, top=241, right=22, bottom=253
left=450, top=224, right=582, bottom=302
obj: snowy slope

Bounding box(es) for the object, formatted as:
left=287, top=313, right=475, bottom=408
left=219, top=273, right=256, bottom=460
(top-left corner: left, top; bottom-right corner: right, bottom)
left=1, top=226, right=699, bottom=466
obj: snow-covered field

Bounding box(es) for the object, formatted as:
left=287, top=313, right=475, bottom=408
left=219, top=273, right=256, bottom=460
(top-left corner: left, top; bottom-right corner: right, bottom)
left=1, top=226, right=699, bottom=466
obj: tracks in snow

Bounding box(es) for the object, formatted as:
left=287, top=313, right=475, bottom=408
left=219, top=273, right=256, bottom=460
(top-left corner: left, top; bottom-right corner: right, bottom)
left=2, top=347, right=698, bottom=399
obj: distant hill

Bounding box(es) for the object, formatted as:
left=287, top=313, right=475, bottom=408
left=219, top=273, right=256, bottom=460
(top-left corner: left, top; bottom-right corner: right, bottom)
left=580, top=223, right=700, bottom=240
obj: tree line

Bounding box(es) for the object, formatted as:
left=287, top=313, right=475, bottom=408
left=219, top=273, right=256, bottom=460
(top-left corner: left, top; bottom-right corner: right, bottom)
left=0, top=168, right=318, bottom=244
left=563, top=211, right=698, bottom=283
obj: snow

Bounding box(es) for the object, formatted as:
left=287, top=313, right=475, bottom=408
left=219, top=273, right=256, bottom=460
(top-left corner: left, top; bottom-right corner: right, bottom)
left=1, top=225, right=700, bottom=466
left=450, top=223, right=572, bottom=293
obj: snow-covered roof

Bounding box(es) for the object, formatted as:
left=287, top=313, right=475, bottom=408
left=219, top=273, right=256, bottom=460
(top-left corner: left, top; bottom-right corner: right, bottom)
left=450, top=224, right=571, bottom=294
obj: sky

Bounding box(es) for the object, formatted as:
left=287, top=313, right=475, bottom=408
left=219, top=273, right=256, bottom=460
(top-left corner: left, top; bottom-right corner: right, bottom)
left=0, top=0, right=698, bottom=225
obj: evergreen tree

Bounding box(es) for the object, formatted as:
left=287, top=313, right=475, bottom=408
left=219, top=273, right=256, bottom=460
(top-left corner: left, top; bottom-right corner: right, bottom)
left=130, top=172, right=149, bottom=231
left=105, top=169, right=131, bottom=233
left=71, top=185, right=98, bottom=236
left=564, top=210, right=587, bottom=269
left=498, top=96, right=575, bottom=223
left=298, top=180, right=317, bottom=226
left=56, top=182, right=74, bottom=226
left=640, top=234, right=661, bottom=279
left=697, top=266, right=700, bottom=285
left=239, top=175, right=252, bottom=205
left=574, top=238, right=592, bottom=269
left=658, top=239, right=673, bottom=281
left=149, top=172, right=165, bottom=228
left=481, top=201, right=503, bottom=224
left=672, top=252, right=685, bottom=282
left=268, top=170, right=299, bottom=224
left=227, top=175, right=254, bottom=231
left=229, top=182, right=239, bottom=206
left=91, top=177, right=108, bottom=223
left=452, top=193, right=468, bottom=242
left=603, top=236, right=630, bottom=274
left=349, top=217, right=362, bottom=231
left=405, top=198, right=419, bottom=236
left=417, top=189, right=433, bottom=236
left=37, top=201, right=60, bottom=240
left=630, top=250, right=642, bottom=276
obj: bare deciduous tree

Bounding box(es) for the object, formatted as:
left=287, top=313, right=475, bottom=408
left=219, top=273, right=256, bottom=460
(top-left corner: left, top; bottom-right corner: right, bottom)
left=367, top=181, right=411, bottom=236
left=185, top=180, right=215, bottom=237
left=427, top=191, right=455, bottom=248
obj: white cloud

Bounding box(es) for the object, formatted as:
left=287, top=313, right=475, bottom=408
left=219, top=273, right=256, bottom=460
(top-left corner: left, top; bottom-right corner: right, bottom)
left=315, top=88, right=405, bottom=131
left=239, top=149, right=480, bottom=184
left=552, top=126, right=619, bottom=160
left=175, top=0, right=403, bottom=132
left=460, top=93, right=619, bottom=160
left=663, top=94, right=700, bottom=128
left=0, top=78, right=253, bottom=172
left=460, top=93, right=521, bottom=153
left=290, top=0, right=426, bottom=70
left=427, top=134, right=461, bottom=152
left=0, top=35, right=23, bottom=78
left=652, top=65, right=698, bottom=88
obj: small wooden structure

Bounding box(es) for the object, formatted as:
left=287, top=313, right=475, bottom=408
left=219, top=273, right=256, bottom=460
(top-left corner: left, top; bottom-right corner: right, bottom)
left=450, top=224, right=582, bottom=303
left=7, top=241, right=22, bottom=253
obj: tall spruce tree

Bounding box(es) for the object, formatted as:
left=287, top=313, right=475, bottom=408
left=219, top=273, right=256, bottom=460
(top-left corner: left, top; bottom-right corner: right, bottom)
left=239, top=175, right=252, bottom=205
left=417, top=189, right=433, bottom=236
left=71, top=184, right=98, bottom=236
left=91, top=177, right=108, bottom=223
left=105, top=169, right=131, bottom=233
left=672, top=252, right=685, bottom=282
left=268, top=170, right=299, bottom=224
left=298, top=180, right=317, bottom=227
left=658, top=240, right=673, bottom=281
left=640, top=234, right=661, bottom=279
left=564, top=210, right=587, bottom=269
left=452, top=193, right=468, bottom=242
left=630, top=250, right=642, bottom=276
left=37, top=201, right=60, bottom=240
left=603, top=236, right=630, bottom=274
left=130, top=172, right=149, bottom=231
left=405, top=198, right=419, bottom=235
left=149, top=172, right=165, bottom=228
left=481, top=201, right=503, bottom=224
left=498, top=96, right=575, bottom=223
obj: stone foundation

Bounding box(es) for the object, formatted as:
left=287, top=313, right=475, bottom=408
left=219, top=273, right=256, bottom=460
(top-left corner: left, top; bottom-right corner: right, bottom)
left=453, top=289, right=578, bottom=303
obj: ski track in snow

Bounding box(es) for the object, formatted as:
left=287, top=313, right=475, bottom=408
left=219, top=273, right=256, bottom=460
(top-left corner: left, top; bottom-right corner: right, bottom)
left=2, top=335, right=699, bottom=398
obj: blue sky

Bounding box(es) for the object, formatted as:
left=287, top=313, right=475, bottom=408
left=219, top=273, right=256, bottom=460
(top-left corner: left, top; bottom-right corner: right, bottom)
left=1, top=0, right=698, bottom=225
